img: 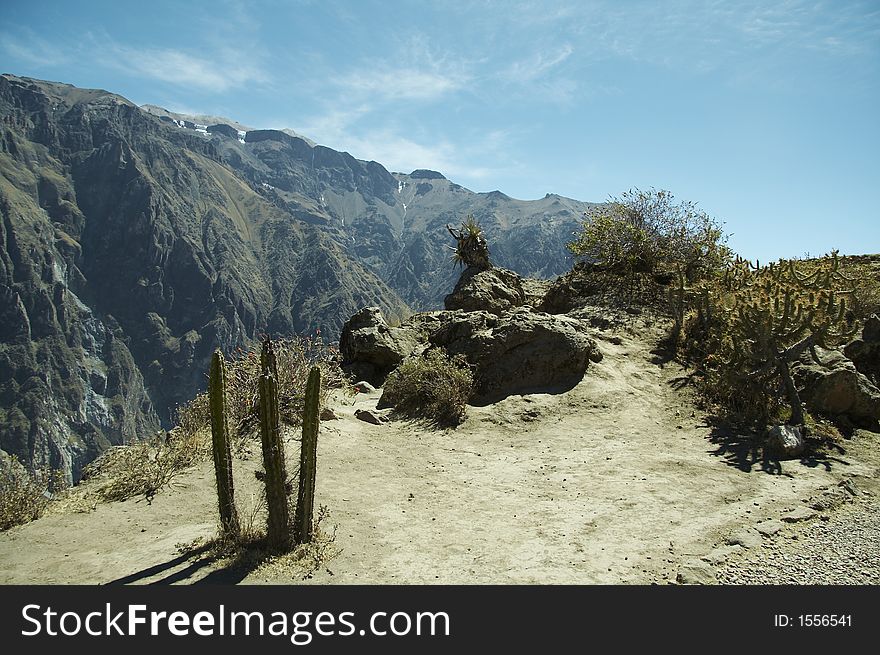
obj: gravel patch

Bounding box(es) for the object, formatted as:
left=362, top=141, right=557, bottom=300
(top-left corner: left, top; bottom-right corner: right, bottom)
left=717, top=495, right=880, bottom=585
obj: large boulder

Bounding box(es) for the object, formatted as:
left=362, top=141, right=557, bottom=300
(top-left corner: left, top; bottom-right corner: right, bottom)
left=844, top=314, right=880, bottom=386
left=429, top=308, right=601, bottom=403
left=793, top=346, right=880, bottom=429
left=338, top=307, right=424, bottom=386
left=444, top=266, right=525, bottom=315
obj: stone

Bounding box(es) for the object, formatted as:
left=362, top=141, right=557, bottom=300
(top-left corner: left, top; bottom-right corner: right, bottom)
left=444, top=266, right=525, bottom=315
left=726, top=529, right=763, bottom=549
left=793, top=346, right=880, bottom=428
left=355, top=409, right=388, bottom=425
left=844, top=315, right=880, bottom=385
left=339, top=307, right=424, bottom=386
left=429, top=307, right=601, bottom=403
left=782, top=507, right=817, bottom=523
left=320, top=407, right=338, bottom=421
left=755, top=519, right=785, bottom=537
left=676, top=561, right=717, bottom=585
left=353, top=381, right=377, bottom=393
left=765, top=425, right=805, bottom=459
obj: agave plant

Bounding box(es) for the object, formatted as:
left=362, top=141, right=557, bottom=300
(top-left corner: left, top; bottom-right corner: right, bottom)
left=447, top=214, right=491, bottom=270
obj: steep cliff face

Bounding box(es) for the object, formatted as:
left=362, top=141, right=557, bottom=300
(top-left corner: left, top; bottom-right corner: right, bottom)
left=1, top=74, right=600, bottom=480
left=0, top=74, right=407, bottom=481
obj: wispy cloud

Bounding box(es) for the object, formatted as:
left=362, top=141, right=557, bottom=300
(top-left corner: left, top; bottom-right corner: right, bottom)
left=3, top=23, right=270, bottom=94
left=503, top=44, right=573, bottom=82
left=0, top=30, right=68, bottom=68
left=330, top=32, right=472, bottom=104
left=337, top=128, right=513, bottom=183
left=100, top=42, right=268, bottom=93
left=335, top=68, right=466, bottom=102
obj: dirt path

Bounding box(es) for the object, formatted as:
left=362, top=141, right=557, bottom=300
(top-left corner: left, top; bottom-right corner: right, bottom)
left=0, top=325, right=875, bottom=584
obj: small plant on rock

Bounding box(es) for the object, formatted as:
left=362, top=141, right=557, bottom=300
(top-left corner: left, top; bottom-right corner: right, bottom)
left=447, top=214, right=491, bottom=270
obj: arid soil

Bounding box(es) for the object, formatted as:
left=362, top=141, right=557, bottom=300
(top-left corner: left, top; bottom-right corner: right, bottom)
left=1, top=318, right=877, bottom=585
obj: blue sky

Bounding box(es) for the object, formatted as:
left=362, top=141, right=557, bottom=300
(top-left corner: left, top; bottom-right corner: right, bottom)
left=1, top=0, right=878, bottom=262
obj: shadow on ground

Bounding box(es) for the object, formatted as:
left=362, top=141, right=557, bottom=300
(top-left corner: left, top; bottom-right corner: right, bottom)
left=703, top=416, right=850, bottom=475
left=105, top=541, right=254, bottom=585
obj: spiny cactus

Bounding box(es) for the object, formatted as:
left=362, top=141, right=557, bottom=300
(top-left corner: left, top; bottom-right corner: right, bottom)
left=706, top=252, right=858, bottom=424
left=209, top=350, right=239, bottom=538
left=294, top=365, right=321, bottom=544
left=259, top=339, right=292, bottom=551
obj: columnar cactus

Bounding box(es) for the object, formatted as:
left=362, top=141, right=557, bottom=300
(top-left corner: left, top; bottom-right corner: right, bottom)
left=259, top=339, right=291, bottom=551
left=209, top=350, right=239, bottom=538
left=295, top=365, right=321, bottom=544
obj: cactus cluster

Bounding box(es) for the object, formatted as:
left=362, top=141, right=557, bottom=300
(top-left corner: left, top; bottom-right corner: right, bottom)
left=206, top=338, right=323, bottom=550
left=696, top=251, right=858, bottom=424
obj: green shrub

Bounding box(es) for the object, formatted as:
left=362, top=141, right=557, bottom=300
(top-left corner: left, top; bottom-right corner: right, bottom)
left=382, top=350, right=474, bottom=426
left=567, top=188, right=729, bottom=280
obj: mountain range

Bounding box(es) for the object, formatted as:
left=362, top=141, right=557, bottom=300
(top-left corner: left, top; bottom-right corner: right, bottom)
left=0, top=73, right=598, bottom=482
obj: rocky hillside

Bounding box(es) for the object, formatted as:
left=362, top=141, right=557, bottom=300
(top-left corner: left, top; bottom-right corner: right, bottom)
left=0, top=73, right=598, bottom=482
left=0, top=75, right=406, bottom=481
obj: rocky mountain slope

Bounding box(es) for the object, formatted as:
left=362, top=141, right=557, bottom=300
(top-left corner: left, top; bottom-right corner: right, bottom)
left=0, top=74, right=599, bottom=481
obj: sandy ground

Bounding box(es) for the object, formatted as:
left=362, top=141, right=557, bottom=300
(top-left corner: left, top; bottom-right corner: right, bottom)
left=1, top=321, right=877, bottom=585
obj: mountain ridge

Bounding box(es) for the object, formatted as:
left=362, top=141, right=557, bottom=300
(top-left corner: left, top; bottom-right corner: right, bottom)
left=0, top=73, right=599, bottom=481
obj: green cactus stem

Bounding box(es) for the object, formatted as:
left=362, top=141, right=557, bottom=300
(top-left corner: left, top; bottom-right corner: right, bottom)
left=295, top=365, right=321, bottom=544
left=209, top=350, right=239, bottom=538
left=259, top=344, right=291, bottom=551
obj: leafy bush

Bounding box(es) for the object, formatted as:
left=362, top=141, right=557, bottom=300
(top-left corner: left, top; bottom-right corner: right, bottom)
left=567, top=188, right=729, bottom=280
left=382, top=349, right=474, bottom=426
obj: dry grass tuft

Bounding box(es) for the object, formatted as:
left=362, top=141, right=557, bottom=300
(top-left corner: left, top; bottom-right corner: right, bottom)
left=381, top=349, right=474, bottom=427
left=0, top=456, right=66, bottom=531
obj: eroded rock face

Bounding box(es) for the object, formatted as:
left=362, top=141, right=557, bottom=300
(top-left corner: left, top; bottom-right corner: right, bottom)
left=0, top=74, right=408, bottom=481
left=844, top=314, right=880, bottom=386
left=341, top=303, right=601, bottom=403
left=339, top=307, right=423, bottom=386
left=430, top=308, right=601, bottom=403
left=793, top=347, right=880, bottom=428
left=444, top=266, right=525, bottom=315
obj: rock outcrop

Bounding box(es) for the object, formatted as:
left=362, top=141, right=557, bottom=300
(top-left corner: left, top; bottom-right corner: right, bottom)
left=338, top=307, right=424, bottom=386
left=793, top=347, right=880, bottom=428
left=429, top=308, right=601, bottom=402
left=342, top=274, right=602, bottom=404
left=844, top=314, right=880, bottom=386
left=444, top=266, right=525, bottom=315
